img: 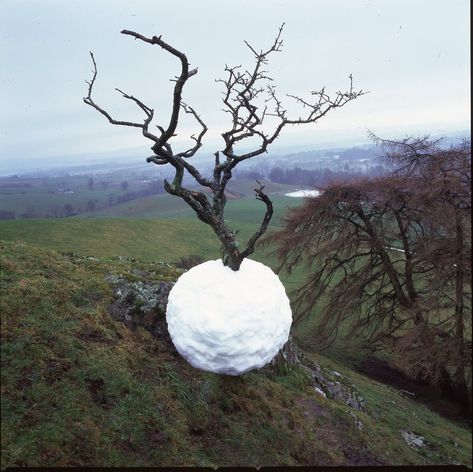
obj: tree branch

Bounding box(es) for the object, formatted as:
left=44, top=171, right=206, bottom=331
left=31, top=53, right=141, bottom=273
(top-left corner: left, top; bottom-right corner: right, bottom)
left=83, top=52, right=159, bottom=142
left=240, top=180, right=274, bottom=259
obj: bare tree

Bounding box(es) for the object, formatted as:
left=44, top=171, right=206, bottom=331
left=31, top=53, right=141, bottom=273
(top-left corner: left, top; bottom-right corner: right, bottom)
left=84, top=26, right=363, bottom=271
left=268, top=136, right=471, bottom=411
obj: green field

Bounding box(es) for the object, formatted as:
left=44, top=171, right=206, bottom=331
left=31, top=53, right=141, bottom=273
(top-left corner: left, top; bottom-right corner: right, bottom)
left=0, top=218, right=221, bottom=262
left=1, top=185, right=467, bottom=370
left=0, top=217, right=307, bottom=293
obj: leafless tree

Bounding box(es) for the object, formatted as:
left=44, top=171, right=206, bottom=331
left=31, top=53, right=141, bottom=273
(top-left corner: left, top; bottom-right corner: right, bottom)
left=268, top=136, right=471, bottom=411
left=84, top=25, right=363, bottom=270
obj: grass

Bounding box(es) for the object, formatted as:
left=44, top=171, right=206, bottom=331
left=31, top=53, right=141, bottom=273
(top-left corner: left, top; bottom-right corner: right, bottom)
left=0, top=216, right=289, bottom=266
left=309, top=354, right=472, bottom=465
left=1, top=240, right=470, bottom=467
left=0, top=217, right=310, bottom=303
left=0, top=218, right=221, bottom=263
left=78, top=193, right=195, bottom=219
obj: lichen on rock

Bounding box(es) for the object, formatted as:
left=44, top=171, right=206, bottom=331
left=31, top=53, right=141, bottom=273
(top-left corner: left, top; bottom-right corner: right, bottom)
left=106, top=273, right=174, bottom=340
left=400, top=430, right=426, bottom=449
left=272, top=339, right=367, bottom=412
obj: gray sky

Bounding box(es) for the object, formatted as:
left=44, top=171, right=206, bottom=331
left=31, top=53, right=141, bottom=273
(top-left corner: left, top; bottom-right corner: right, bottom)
left=0, top=0, right=470, bottom=169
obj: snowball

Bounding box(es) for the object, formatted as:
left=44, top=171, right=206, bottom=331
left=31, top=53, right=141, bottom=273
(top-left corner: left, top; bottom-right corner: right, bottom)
left=166, top=258, right=292, bottom=375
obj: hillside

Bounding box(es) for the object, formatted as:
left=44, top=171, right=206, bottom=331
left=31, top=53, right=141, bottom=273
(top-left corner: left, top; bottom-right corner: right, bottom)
left=75, top=180, right=302, bottom=224
left=0, top=218, right=222, bottom=263
left=0, top=218, right=308, bottom=294
left=1, top=240, right=471, bottom=467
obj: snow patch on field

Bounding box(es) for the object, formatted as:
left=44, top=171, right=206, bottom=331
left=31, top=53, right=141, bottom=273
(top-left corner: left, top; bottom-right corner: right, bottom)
left=166, top=259, right=292, bottom=375
left=285, top=189, right=322, bottom=198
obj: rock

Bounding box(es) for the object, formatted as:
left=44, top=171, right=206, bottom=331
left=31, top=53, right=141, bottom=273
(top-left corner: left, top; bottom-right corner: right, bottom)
left=106, top=273, right=174, bottom=340
left=271, top=338, right=367, bottom=412
left=349, top=411, right=364, bottom=430
left=301, top=356, right=366, bottom=411
left=400, top=430, right=425, bottom=448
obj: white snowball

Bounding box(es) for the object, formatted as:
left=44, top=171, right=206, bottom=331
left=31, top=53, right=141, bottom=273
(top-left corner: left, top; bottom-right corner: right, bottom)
left=166, top=258, right=292, bottom=375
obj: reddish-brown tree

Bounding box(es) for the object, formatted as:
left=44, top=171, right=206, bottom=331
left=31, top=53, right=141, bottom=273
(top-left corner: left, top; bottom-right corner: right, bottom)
left=269, top=136, right=471, bottom=410
left=83, top=26, right=363, bottom=270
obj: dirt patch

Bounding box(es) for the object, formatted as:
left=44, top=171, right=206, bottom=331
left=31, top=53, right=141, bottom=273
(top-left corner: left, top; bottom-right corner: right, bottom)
left=85, top=377, right=114, bottom=409
left=145, top=429, right=169, bottom=445
left=44, top=359, right=72, bottom=385
left=295, top=397, right=329, bottom=418
left=293, top=396, right=386, bottom=466
left=342, top=445, right=387, bottom=466
left=77, top=328, right=116, bottom=344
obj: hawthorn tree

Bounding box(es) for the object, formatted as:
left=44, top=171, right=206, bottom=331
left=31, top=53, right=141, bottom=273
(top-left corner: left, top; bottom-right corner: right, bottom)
left=83, top=25, right=363, bottom=270
left=269, top=136, right=471, bottom=410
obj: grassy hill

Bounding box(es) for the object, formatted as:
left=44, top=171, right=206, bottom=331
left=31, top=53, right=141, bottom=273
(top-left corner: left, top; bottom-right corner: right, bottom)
left=0, top=218, right=307, bottom=292
left=0, top=218, right=222, bottom=263
left=1, top=240, right=471, bottom=467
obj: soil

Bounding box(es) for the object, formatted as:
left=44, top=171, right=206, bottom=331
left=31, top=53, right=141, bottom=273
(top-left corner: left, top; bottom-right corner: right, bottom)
left=357, top=357, right=471, bottom=426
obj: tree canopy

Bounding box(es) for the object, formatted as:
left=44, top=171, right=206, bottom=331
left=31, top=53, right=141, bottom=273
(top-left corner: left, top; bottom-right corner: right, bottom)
left=269, top=136, right=471, bottom=411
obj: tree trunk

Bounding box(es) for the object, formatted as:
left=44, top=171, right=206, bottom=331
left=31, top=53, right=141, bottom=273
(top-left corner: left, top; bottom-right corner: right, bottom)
left=213, top=219, right=242, bottom=271
left=221, top=245, right=242, bottom=271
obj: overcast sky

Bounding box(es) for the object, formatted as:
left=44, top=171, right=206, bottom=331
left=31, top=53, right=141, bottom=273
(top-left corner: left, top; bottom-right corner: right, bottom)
left=0, top=0, right=470, bottom=169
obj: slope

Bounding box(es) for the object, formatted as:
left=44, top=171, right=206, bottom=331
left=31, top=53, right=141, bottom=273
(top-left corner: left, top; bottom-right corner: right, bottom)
left=1, top=240, right=471, bottom=467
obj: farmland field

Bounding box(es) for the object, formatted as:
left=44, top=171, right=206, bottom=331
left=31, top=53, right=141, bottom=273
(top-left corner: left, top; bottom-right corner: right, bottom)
left=0, top=173, right=302, bottom=220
